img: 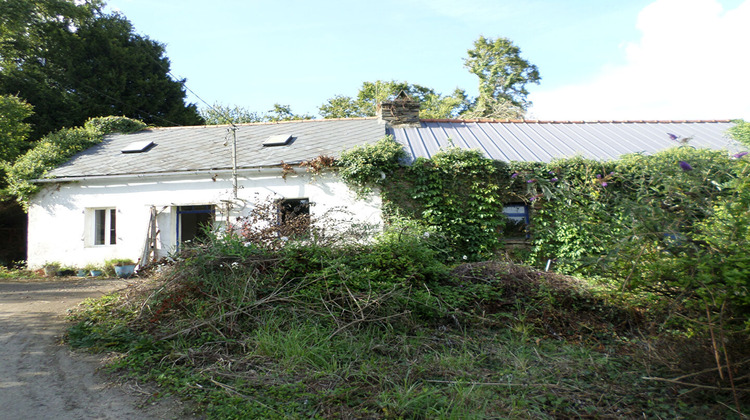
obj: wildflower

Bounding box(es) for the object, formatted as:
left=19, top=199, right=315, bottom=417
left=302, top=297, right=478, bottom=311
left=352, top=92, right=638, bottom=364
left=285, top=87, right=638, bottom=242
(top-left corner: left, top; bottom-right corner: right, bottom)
left=462, top=255, right=468, bottom=260
left=511, top=173, right=518, bottom=178
left=601, top=182, right=608, bottom=187
left=667, top=133, right=678, bottom=140
left=550, top=178, right=558, bottom=182
left=548, top=171, right=555, bottom=175
left=733, top=151, right=748, bottom=159
left=423, top=232, right=430, bottom=238
left=678, top=161, right=693, bottom=171
left=527, top=179, right=535, bottom=183
left=596, top=174, right=602, bottom=179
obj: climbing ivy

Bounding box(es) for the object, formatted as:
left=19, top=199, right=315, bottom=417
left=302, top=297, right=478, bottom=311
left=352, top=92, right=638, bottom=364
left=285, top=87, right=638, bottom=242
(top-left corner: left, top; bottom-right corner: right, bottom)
left=340, top=139, right=513, bottom=261
left=6, top=116, right=146, bottom=209
left=337, top=135, right=407, bottom=196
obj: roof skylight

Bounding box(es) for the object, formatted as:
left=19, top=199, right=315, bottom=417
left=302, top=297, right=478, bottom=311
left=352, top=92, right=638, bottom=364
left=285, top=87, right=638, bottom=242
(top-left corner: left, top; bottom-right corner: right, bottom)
left=121, top=140, right=155, bottom=153
left=263, top=134, right=293, bottom=147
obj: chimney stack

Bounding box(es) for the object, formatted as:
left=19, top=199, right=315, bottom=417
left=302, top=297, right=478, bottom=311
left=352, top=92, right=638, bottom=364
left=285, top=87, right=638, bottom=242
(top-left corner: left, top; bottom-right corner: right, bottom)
left=376, top=91, right=421, bottom=127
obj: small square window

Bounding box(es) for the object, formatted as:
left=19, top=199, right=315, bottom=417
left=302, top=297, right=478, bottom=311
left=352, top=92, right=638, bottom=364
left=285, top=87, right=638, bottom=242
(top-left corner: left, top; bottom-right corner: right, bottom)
left=502, top=203, right=529, bottom=238
left=277, top=198, right=310, bottom=235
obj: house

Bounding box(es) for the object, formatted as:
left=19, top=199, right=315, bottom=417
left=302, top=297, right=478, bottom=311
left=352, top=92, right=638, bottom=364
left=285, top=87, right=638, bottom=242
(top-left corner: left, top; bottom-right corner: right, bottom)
left=27, top=96, right=740, bottom=268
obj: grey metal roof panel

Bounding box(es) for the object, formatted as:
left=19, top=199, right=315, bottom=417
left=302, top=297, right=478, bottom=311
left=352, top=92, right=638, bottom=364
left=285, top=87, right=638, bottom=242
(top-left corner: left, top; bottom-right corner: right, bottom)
left=47, top=118, right=386, bottom=178
left=389, top=120, right=740, bottom=163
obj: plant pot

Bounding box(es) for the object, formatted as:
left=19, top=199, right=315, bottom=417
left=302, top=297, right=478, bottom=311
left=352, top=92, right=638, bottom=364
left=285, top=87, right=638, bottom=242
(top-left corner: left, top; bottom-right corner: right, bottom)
left=114, top=264, right=136, bottom=279
left=89, top=270, right=103, bottom=277
left=76, top=269, right=88, bottom=277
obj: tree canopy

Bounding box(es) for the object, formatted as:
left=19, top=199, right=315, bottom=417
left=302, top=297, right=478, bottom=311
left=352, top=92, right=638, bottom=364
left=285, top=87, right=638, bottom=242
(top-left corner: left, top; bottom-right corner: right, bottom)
left=200, top=103, right=313, bottom=125
left=0, top=94, right=33, bottom=163
left=464, top=36, right=540, bottom=118
left=319, top=80, right=470, bottom=120
left=317, top=37, right=538, bottom=120
left=0, top=0, right=202, bottom=140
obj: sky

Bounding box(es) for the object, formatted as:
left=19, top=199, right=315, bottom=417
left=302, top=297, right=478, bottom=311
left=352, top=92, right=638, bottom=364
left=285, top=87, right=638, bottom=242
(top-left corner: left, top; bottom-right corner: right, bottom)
left=106, top=0, right=750, bottom=121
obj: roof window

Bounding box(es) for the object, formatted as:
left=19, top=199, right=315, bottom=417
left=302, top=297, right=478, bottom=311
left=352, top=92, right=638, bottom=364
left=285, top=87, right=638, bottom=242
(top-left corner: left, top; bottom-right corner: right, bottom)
left=263, top=134, right=293, bottom=147
left=121, top=140, right=155, bottom=153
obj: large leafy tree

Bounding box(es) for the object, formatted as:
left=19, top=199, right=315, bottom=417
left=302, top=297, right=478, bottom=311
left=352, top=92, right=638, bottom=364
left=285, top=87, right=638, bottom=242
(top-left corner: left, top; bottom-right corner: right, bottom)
left=0, top=0, right=202, bottom=140
left=463, top=36, right=540, bottom=118
left=0, top=94, right=33, bottom=163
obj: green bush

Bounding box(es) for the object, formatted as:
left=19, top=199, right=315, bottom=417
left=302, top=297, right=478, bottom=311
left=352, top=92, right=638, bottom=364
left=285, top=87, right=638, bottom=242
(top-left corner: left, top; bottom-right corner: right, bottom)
left=6, top=116, right=145, bottom=209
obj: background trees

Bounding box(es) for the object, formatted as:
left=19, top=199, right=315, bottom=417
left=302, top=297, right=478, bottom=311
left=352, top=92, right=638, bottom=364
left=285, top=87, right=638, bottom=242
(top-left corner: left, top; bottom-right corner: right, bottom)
left=0, top=0, right=202, bottom=141
left=317, top=37, right=538, bottom=120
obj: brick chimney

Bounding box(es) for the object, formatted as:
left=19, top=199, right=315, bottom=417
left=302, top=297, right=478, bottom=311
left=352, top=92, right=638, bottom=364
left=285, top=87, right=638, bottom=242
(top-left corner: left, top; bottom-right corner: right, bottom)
left=376, top=91, right=421, bottom=127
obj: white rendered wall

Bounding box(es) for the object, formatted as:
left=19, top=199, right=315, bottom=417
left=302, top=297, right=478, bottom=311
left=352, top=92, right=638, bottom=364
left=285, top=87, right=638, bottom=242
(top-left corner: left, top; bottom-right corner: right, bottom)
left=27, top=171, right=381, bottom=269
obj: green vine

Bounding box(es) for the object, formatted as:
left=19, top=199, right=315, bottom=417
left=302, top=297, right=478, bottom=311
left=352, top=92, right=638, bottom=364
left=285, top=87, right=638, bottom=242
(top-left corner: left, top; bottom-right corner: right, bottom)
left=6, top=116, right=146, bottom=209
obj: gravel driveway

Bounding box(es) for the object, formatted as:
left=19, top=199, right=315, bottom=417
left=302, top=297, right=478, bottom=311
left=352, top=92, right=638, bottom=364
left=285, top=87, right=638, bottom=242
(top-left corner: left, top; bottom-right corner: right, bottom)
left=0, top=278, right=196, bottom=420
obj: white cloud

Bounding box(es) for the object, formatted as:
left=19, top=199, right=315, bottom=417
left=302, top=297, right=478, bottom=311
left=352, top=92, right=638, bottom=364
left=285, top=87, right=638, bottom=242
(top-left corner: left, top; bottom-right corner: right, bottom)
left=529, top=0, right=750, bottom=121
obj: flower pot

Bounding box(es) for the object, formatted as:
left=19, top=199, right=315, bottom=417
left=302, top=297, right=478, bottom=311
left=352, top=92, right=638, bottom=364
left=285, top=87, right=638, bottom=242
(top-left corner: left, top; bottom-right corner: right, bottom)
left=89, top=270, right=103, bottom=277
left=114, top=264, right=136, bottom=279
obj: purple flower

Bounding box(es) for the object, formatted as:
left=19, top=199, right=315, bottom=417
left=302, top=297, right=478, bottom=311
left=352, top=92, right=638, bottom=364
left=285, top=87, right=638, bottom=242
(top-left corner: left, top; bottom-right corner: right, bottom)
left=733, top=151, right=748, bottom=159
left=550, top=178, right=558, bottom=182
left=609, top=172, right=614, bottom=175
left=548, top=171, right=555, bottom=175
left=530, top=196, right=537, bottom=202
left=527, top=179, right=535, bottom=183
left=601, top=182, right=608, bottom=187
left=667, top=133, right=678, bottom=140
left=511, top=172, right=518, bottom=178
left=596, top=174, right=602, bottom=179
left=679, top=161, right=693, bottom=171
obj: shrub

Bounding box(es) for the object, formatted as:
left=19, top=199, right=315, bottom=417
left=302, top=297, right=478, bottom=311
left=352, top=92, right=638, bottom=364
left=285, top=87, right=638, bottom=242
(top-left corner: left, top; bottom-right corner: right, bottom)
left=6, top=116, right=146, bottom=209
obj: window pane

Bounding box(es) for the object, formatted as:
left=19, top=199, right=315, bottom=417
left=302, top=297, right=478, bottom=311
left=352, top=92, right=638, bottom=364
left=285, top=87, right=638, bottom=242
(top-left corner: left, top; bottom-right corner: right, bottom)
left=109, top=209, right=117, bottom=245
left=94, top=210, right=105, bottom=245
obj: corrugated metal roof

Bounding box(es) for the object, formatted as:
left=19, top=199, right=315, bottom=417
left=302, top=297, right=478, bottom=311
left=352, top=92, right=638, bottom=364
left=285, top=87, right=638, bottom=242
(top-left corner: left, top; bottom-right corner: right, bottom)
left=45, top=118, right=742, bottom=180
left=389, top=120, right=741, bottom=163
left=47, top=118, right=385, bottom=178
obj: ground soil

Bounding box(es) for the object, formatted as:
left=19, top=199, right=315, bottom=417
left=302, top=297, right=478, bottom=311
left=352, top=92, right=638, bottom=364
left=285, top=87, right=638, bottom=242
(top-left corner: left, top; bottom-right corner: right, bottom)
left=0, top=277, right=200, bottom=420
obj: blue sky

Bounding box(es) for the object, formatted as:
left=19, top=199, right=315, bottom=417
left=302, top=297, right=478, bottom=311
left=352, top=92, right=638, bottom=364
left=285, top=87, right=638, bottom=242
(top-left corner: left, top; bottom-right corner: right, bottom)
left=107, top=0, right=749, bottom=121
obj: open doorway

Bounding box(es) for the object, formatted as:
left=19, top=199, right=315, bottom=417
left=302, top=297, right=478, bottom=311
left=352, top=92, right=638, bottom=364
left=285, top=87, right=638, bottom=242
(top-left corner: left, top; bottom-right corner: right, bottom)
left=177, top=205, right=215, bottom=244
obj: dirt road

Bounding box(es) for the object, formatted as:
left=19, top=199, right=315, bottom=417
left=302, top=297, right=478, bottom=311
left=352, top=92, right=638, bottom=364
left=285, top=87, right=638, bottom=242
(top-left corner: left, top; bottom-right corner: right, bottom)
left=0, top=278, right=195, bottom=420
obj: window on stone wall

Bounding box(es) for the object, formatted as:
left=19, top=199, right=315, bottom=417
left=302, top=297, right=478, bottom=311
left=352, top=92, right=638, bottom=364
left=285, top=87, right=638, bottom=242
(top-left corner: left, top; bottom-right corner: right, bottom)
left=93, top=208, right=117, bottom=245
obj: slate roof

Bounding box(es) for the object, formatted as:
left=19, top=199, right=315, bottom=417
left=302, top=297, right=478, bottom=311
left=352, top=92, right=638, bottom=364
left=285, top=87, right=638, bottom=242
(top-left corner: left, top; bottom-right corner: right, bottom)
left=389, top=119, right=740, bottom=163
left=44, top=118, right=740, bottom=180
left=47, top=118, right=384, bottom=179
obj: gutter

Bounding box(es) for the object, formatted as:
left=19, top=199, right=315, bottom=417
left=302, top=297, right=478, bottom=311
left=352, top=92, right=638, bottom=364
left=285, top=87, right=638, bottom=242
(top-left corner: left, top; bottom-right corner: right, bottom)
left=31, top=164, right=325, bottom=184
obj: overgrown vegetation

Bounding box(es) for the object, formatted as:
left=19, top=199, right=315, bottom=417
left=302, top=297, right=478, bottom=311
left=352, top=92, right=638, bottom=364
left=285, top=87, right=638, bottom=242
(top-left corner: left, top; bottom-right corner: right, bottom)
left=70, top=197, right=749, bottom=418
left=5, top=116, right=146, bottom=208
left=67, top=123, right=750, bottom=417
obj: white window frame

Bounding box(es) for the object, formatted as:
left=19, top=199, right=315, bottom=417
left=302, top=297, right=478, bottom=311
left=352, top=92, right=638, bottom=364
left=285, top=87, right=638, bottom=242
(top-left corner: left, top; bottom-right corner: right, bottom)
left=87, top=207, right=117, bottom=246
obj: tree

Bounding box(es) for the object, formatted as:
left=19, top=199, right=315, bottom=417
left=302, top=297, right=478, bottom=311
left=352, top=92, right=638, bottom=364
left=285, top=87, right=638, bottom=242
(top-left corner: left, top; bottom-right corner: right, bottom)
left=463, top=36, right=540, bottom=118
left=200, top=103, right=263, bottom=125
left=0, top=95, right=33, bottom=163
left=200, top=103, right=312, bottom=125
left=319, top=80, right=469, bottom=119
left=265, top=104, right=313, bottom=122
left=0, top=0, right=202, bottom=140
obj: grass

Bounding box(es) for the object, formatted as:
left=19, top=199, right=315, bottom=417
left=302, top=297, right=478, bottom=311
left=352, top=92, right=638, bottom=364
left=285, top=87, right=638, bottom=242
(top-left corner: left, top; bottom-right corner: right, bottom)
left=65, top=238, right=749, bottom=419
